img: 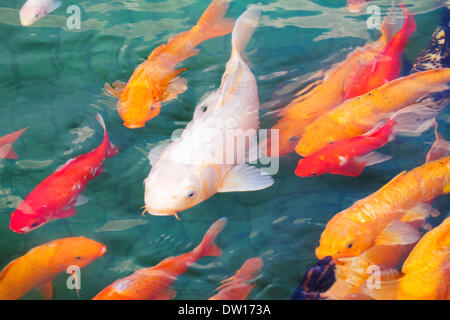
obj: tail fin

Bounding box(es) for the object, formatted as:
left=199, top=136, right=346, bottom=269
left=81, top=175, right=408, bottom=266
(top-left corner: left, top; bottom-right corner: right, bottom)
left=0, top=127, right=27, bottom=159
left=389, top=100, right=444, bottom=137
left=193, top=217, right=227, bottom=258
left=217, top=257, right=264, bottom=291
left=195, top=0, right=235, bottom=42
left=426, top=120, right=449, bottom=162
left=231, top=6, right=261, bottom=62
left=95, top=114, right=119, bottom=158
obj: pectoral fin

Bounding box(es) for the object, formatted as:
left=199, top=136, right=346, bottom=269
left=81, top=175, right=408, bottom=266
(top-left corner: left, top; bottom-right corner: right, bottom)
left=218, top=164, right=274, bottom=193
left=354, top=152, right=393, bottom=168
left=148, top=142, right=170, bottom=166
left=74, top=195, right=89, bottom=207
left=375, top=220, right=420, bottom=246
left=104, top=81, right=127, bottom=99
left=38, top=280, right=53, bottom=300
left=54, top=207, right=77, bottom=219
left=401, top=203, right=440, bottom=223
left=161, top=76, right=188, bottom=103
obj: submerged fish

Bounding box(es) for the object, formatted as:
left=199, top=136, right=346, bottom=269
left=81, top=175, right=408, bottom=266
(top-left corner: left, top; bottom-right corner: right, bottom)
left=295, top=103, right=439, bottom=177
left=347, top=0, right=372, bottom=13
left=92, top=218, right=227, bottom=300
left=142, top=6, right=273, bottom=219
left=267, top=4, right=413, bottom=156
left=316, top=157, right=449, bottom=261
left=104, top=0, right=235, bottom=129
left=296, top=68, right=450, bottom=157
left=0, top=127, right=27, bottom=159
left=209, top=257, right=263, bottom=300
left=9, top=114, right=118, bottom=233
left=0, top=237, right=106, bottom=300
left=19, top=0, right=62, bottom=26
left=362, top=217, right=450, bottom=300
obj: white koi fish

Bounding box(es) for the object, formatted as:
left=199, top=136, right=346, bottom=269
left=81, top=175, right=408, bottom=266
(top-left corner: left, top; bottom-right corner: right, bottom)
left=143, top=6, right=273, bottom=219
left=20, top=0, right=62, bottom=26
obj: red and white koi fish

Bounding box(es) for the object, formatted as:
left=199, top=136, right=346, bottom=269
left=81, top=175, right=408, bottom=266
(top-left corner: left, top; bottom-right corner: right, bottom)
left=9, top=114, right=118, bottom=233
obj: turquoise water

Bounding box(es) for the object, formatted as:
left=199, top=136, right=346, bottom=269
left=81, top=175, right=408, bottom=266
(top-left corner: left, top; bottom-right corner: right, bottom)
left=0, top=0, right=448, bottom=300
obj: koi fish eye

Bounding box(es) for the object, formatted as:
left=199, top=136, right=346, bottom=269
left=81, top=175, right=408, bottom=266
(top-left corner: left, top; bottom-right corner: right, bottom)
left=30, top=222, right=39, bottom=228
left=186, top=191, right=195, bottom=199
left=311, top=173, right=317, bottom=176
left=201, top=106, right=208, bottom=112
left=347, top=242, right=353, bottom=249
left=34, top=13, right=39, bottom=18
left=75, top=256, right=82, bottom=260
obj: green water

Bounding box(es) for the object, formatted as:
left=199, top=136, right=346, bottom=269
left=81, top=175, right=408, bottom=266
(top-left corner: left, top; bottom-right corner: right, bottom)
left=0, top=0, right=448, bottom=300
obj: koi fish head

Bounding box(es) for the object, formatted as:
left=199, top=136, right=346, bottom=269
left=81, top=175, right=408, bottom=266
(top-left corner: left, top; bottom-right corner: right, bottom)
left=143, top=163, right=203, bottom=217
left=118, top=86, right=161, bottom=129
left=316, top=217, right=372, bottom=260
left=19, top=2, right=48, bottom=26
left=53, top=237, right=107, bottom=268
left=295, top=156, right=329, bottom=177
left=9, top=203, right=47, bottom=233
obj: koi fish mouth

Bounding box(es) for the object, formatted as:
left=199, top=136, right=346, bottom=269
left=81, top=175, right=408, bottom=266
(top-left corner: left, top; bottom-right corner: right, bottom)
left=123, top=122, right=145, bottom=129
left=141, top=206, right=180, bottom=220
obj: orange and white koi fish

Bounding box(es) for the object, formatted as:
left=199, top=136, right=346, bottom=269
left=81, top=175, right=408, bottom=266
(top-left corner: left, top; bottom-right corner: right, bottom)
left=347, top=0, right=372, bottom=13
left=0, top=127, right=27, bottom=159
left=143, top=6, right=273, bottom=219
left=296, top=68, right=450, bottom=157
left=295, top=103, right=439, bottom=177
left=316, top=157, right=449, bottom=261
left=209, top=257, right=263, bottom=300
left=20, top=0, right=62, bottom=26
left=104, top=0, right=234, bottom=129
left=92, top=218, right=227, bottom=300
left=362, top=217, right=450, bottom=300
left=9, top=114, right=118, bottom=233
left=267, top=5, right=413, bottom=156
left=0, top=237, right=106, bottom=300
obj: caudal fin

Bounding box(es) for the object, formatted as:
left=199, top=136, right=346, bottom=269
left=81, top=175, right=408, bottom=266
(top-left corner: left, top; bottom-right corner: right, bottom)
left=231, top=6, right=261, bottom=62
left=193, top=217, right=227, bottom=258
left=195, top=0, right=235, bottom=42
left=426, top=120, right=449, bottom=162
left=95, top=114, right=119, bottom=158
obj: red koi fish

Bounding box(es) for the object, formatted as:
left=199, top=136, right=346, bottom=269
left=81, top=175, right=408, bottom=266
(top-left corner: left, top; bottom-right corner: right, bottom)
left=0, top=127, right=28, bottom=159
left=9, top=114, right=119, bottom=233
left=92, top=218, right=227, bottom=300
left=295, top=103, right=439, bottom=177
left=343, top=3, right=416, bottom=100
left=209, top=257, right=263, bottom=300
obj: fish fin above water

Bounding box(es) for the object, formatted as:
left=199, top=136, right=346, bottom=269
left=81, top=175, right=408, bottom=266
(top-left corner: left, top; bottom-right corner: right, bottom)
left=104, top=81, right=127, bottom=99
left=74, top=195, right=89, bottom=207
left=354, top=152, right=393, bottom=168
left=375, top=220, right=421, bottom=246
left=38, top=280, right=53, bottom=300
left=162, top=76, right=188, bottom=103
left=54, top=208, right=78, bottom=219
left=0, top=144, right=18, bottom=160
left=152, top=285, right=177, bottom=300
left=218, top=164, right=274, bottom=193
left=148, top=142, right=171, bottom=166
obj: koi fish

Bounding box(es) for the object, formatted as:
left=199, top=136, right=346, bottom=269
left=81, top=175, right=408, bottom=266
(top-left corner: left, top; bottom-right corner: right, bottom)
left=92, top=217, right=227, bottom=300
left=316, top=157, right=449, bottom=261
left=295, top=103, right=439, bottom=177
left=209, top=257, right=263, bottom=300
left=104, top=0, right=234, bottom=129
left=9, top=114, right=118, bottom=233
left=362, top=217, right=450, bottom=300
left=296, top=68, right=450, bottom=157
left=142, top=6, right=273, bottom=219
left=343, top=3, right=416, bottom=100
left=19, top=0, right=62, bottom=26
left=0, top=237, right=106, bottom=300
left=347, top=0, right=372, bottom=13
left=267, top=4, right=412, bottom=156
left=0, top=127, right=27, bottom=159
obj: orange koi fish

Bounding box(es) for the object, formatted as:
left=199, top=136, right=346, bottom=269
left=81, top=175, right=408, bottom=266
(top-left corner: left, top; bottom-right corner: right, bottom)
left=105, top=0, right=234, bottom=129
left=0, top=127, right=27, bottom=159
left=9, top=114, right=118, bottom=234
left=347, top=0, right=372, bottom=13
left=209, top=257, right=263, bottom=300
left=92, top=218, right=227, bottom=300
left=268, top=4, right=413, bottom=156
left=316, top=157, right=449, bottom=261
left=362, top=217, right=450, bottom=300
left=0, top=237, right=106, bottom=300
left=296, top=68, right=450, bottom=157
left=295, top=103, right=438, bottom=177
